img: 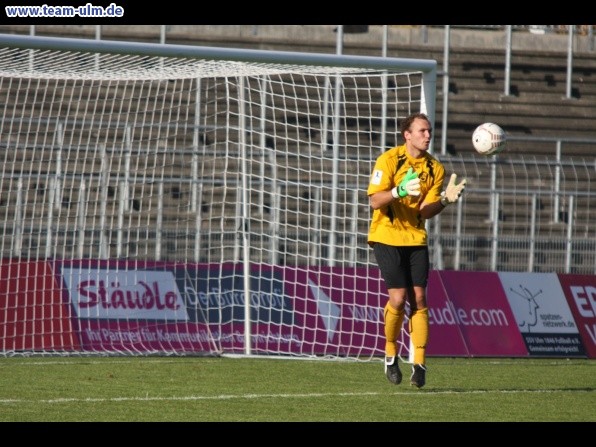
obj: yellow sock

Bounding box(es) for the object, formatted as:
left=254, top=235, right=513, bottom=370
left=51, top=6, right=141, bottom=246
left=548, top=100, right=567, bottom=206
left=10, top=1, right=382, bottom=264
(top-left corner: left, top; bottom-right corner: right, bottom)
left=410, top=307, right=429, bottom=365
left=384, top=301, right=404, bottom=357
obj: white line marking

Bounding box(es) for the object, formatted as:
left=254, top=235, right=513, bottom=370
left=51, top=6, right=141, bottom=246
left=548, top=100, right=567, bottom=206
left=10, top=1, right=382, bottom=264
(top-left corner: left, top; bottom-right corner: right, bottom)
left=0, top=388, right=591, bottom=405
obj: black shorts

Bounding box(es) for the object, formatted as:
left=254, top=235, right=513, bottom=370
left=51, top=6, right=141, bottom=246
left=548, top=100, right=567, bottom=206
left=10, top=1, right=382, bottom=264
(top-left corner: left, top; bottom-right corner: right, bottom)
left=372, top=243, right=429, bottom=289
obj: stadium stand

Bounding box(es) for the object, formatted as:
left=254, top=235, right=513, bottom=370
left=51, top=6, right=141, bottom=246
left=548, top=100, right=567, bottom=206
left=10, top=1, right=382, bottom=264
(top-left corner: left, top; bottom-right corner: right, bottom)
left=0, top=25, right=594, bottom=273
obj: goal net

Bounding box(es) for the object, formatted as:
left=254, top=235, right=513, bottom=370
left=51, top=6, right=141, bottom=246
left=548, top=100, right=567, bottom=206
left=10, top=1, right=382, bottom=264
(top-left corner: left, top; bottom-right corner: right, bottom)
left=0, top=34, right=436, bottom=360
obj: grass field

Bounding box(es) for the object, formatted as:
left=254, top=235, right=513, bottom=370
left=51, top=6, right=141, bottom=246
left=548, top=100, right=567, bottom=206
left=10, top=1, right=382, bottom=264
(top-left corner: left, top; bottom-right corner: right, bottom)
left=0, top=356, right=594, bottom=423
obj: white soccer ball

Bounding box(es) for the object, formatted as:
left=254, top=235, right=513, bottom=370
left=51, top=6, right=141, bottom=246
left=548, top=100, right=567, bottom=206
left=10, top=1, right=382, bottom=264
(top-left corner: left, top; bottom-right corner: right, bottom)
left=472, top=122, right=506, bottom=156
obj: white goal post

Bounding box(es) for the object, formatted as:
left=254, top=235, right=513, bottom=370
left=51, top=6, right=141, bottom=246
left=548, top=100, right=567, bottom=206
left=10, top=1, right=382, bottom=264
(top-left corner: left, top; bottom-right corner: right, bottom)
left=0, top=34, right=436, bottom=361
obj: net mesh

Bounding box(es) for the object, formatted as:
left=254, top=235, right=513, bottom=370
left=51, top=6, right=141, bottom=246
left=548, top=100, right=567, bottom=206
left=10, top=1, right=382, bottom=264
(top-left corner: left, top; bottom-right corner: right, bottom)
left=0, top=44, right=429, bottom=359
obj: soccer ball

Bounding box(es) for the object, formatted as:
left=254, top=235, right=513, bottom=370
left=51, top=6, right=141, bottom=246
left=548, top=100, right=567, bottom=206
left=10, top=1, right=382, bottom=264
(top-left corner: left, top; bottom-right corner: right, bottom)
left=472, top=122, right=506, bottom=156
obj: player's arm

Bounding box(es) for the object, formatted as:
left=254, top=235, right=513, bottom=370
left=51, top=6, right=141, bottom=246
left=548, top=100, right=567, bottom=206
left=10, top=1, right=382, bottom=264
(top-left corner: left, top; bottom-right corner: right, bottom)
left=368, top=189, right=395, bottom=210
left=420, top=172, right=466, bottom=219
left=420, top=199, right=445, bottom=219
left=369, top=167, right=420, bottom=209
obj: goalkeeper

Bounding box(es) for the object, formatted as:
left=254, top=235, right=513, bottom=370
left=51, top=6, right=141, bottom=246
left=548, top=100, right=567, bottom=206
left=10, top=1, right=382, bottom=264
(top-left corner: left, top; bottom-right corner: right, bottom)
left=367, top=112, right=466, bottom=388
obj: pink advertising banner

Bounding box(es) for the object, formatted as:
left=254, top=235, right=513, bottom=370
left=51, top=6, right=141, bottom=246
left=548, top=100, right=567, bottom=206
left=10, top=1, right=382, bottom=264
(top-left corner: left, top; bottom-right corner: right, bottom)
left=428, top=270, right=528, bottom=357
left=0, top=260, right=81, bottom=351
left=424, top=270, right=469, bottom=356
left=556, top=274, right=596, bottom=358
left=0, top=259, right=592, bottom=358
left=282, top=265, right=386, bottom=356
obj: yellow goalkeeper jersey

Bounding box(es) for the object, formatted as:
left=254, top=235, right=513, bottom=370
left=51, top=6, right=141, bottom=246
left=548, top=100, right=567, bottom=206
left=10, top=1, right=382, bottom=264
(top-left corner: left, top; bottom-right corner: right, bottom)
left=367, top=144, right=445, bottom=247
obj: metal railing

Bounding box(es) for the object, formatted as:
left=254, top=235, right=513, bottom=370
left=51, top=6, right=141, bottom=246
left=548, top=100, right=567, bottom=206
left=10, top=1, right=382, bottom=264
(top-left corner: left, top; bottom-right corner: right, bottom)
left=0, top=27, right=594, bottom=275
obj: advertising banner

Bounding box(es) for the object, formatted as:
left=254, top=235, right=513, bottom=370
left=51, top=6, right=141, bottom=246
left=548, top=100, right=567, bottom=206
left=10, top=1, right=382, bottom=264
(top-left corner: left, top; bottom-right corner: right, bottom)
left=499, top=272, right=586, bottom=357
left=429, top=270, right=528, bottom=357
left=59, top=261, right=213, bottom=353
left=0, top=260, right=80, bottom=351
left=0, top=258, right=592, bottom=358
left=552, top=274, right=595, bottom=358
left=424, top=270, right=469, bottom=356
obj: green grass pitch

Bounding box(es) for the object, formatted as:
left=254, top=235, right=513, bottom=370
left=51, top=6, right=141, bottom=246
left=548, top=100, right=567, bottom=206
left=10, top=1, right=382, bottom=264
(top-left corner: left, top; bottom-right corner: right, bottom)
left=0, top=356, right=593, bottom=422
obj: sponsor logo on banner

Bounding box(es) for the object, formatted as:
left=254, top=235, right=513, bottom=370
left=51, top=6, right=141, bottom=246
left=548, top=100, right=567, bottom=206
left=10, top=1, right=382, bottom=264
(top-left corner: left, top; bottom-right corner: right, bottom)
left=63, top=268, right=188, bottom=321
left=178, top=264, right=294, bottom=326
left=499, top=272, right=585, bottom=357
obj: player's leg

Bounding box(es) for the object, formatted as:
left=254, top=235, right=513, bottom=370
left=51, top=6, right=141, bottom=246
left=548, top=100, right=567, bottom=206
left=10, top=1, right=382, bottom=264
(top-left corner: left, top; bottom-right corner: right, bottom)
left=384, top=291, right=406, bottom=384
left=374, top=243, right=408, bottom=384
left=408, top=247, right=430, bottom=388
left=409, top=298, right=428, bottom=388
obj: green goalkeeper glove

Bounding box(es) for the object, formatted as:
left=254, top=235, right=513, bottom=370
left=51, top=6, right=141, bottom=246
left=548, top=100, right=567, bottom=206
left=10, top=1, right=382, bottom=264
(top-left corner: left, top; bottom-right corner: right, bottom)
left=392, top=167, right=420, bottom=198
left=440, top=173, right=467, bottom=206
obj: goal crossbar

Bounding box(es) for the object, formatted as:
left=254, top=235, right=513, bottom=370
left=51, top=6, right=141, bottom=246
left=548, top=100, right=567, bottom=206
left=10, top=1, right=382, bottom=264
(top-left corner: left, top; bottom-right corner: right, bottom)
left=0, top=33, right=438, bottom=72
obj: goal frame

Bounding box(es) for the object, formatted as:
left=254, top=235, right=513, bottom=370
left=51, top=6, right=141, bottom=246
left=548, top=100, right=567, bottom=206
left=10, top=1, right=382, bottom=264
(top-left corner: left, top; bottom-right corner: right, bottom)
left=0, top=33, right=437, bottom=360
